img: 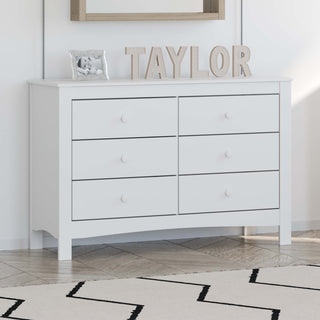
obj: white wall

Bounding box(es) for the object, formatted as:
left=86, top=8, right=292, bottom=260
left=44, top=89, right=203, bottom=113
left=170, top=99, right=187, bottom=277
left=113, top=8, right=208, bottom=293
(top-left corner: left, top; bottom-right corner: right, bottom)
left=0, top=0, right=42, bottom=249
left=45, top=0, right=240, bottom=80
left=1, top=0, right=320, bottom=250
left=244, top=0, right=320, bottom=227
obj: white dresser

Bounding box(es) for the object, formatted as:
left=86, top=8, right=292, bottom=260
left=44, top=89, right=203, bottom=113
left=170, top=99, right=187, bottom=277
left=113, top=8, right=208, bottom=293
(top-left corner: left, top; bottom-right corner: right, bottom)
left=29, top=78, right=291, bottom=260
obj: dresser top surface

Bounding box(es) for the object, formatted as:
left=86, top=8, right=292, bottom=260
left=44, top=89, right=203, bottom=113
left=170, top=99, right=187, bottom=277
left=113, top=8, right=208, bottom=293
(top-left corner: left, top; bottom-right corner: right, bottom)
left=28, top=77, right=291, bottom=88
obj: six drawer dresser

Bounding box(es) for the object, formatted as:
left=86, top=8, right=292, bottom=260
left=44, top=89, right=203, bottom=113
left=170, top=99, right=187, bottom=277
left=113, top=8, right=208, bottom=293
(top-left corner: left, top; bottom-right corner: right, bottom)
left=29, top=78, right=291, bottom=260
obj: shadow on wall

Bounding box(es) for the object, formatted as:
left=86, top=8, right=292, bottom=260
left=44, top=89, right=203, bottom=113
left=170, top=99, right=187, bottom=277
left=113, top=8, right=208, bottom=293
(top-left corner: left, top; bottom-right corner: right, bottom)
left=292, top=87, right=320, bottom=224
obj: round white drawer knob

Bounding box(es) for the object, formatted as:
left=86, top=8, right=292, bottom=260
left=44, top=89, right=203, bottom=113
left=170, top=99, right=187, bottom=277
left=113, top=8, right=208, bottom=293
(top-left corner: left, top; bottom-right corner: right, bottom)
left=225, top=150, right=232, bottom=159
left=120, top=155, right=128, bottom=163
left=120, top=195, right=128, bottom=203
left=225, top=189, right=232, bottom=198
left=120, top=115, right=128, bottom=123
left=224, top=112, right=233, bottom=120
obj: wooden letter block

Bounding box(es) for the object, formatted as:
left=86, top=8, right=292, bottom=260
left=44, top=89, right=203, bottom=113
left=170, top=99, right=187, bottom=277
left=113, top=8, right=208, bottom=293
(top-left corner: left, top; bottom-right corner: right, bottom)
left=125, top=47, right=146, bottom=80
left=233, top=45, right=252, bottom=77
left=210, top=46, right=230, bottom=77
left=145, top=47, right=168, bottom=80
left=166, top=46, right=188, bottom=79
left=190, top=46, right=209, bottom=79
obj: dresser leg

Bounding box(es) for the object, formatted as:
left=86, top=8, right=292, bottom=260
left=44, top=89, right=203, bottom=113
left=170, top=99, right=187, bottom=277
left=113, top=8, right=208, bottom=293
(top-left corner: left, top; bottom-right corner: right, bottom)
left=58, top=238, right=72, bottom=260
left=279, top=224, right=292, bottom=245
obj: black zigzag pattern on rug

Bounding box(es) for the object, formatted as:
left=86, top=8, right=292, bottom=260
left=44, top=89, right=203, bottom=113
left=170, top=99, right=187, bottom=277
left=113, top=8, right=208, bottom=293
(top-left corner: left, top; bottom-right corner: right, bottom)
left=66, top=281, right=144, bottom=320
left=0, top=296, right=30, bottom=320
left=249, top=266, right=320, bottom=291
left=139, top=277, right=280, bottom=320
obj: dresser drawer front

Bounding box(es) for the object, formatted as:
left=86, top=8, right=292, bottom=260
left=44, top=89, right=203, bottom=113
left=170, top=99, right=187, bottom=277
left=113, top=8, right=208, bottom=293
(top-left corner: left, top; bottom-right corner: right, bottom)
left=73, top=137, right=177, bottom=180
left=179, top=95, right=279, bottom=135
left=73, top=98, right=177, bottom=140
left=179, top=172, right=279, bottom=214
left=73, top=177, right=177, bottom=220
left=180, top=133, right=279, bottom=174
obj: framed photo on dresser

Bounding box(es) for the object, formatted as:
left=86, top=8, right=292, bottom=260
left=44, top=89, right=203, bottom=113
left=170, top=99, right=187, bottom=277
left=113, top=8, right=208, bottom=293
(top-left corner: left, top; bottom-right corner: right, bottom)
left=70, top=50, right=109, bottom=80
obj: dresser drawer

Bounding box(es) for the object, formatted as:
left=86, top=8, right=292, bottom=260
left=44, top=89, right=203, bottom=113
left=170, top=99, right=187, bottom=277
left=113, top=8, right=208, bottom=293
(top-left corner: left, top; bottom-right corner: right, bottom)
left=73, top=177, right=177, bottom=220
left=179, top=172, right=279, bottom=214
left=73, top=98, right=177, bottom=140
left=179, top=95, right=279, bottom=135
left=180, top=133, right=279, bottom=174
left=73, top=137, right=177, bottom=180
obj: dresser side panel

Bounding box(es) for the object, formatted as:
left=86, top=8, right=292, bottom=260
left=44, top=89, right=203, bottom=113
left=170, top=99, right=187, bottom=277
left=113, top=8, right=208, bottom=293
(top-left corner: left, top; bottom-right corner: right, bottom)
left=279, top=81, right=292, bottom=244
left=30, top=85, right=60, bottom=239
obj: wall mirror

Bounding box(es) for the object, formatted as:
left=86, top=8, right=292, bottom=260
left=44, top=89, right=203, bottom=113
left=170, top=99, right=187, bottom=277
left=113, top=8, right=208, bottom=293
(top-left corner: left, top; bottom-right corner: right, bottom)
left=71, top=0, right=225, bottom=21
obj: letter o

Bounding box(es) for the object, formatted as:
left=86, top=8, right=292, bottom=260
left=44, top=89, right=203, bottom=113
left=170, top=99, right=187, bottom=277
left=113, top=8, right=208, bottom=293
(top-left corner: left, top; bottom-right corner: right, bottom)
left=210, top=46, right=230, bottom=77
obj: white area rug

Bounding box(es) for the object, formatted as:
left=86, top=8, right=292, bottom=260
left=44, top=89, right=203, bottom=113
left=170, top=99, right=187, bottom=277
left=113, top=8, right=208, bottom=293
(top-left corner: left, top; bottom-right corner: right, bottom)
left=0, top=265, right=319, bottom=319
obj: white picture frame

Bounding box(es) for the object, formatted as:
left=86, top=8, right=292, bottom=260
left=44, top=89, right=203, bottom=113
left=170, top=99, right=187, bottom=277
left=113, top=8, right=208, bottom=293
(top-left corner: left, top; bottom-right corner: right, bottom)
left=70, top=50, right=109, bottom=80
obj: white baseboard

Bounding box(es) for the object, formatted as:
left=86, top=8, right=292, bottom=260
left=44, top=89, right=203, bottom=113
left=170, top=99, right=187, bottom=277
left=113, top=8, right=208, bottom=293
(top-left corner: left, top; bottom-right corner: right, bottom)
left=1, top=220, right=319, bottom=251
left=43, top=220, right=320, bottom=248
left=40, top=220, right=320, bottom=248
left=43, top=227, right=244, bottom=248
left=256, top=220, right=320, bottom=235
left=0, top=238, right=28, bottom=251
left=292, top=220, right=320, bottom=231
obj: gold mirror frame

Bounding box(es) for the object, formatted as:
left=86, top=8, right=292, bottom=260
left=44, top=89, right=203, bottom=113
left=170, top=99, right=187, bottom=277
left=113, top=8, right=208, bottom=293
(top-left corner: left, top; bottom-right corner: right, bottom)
left=71, top=0, right=225, bottom=21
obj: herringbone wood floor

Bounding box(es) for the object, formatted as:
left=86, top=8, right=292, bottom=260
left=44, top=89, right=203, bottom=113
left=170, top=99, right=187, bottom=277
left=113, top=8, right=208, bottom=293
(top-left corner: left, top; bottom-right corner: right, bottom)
left=0, top=230, right=319, bottom=288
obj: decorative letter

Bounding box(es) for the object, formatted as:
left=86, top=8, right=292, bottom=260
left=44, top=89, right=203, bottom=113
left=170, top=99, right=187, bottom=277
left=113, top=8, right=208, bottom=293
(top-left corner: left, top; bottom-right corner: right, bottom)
left=190, top=46, right=209, bottom=79
left=125, top=47, right=146, bottom=80
left=166, top=46, right=188, bottom=79
left=145, top=47, right=167, bottom=80
left=232, top=45, right=252, bottom=77
left=210, top=46, right=230, bottom=77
